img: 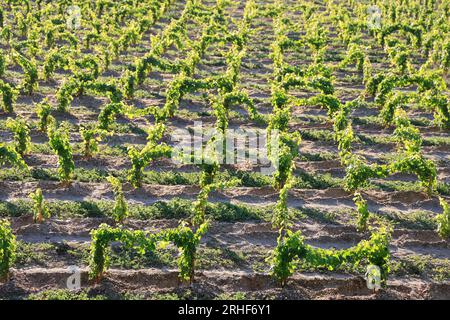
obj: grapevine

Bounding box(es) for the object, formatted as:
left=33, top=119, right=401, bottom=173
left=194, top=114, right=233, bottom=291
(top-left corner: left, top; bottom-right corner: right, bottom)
left=29, top=188, right=50, bottom=223
left=0, top=219, right=16, bottom=281
left=47, top=122, right=75, bottom=185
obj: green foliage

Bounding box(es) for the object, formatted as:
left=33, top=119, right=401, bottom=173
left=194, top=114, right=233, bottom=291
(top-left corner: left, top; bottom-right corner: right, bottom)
left=164, top=221, right=209, bottom=282
left=127, top=143, right=172, bottom=188
left=43, top=48, right=70, bottom=80
left=365, top=73, right=385, bottom=97
left=272, top=133, right=301, bottom=190
left=375, top=74, right=402, bottom=105
left=106, top=176, right=128, bottom=223
left=47, top=122, right=75, bottom=184
left=189, top=138, right=239, bottom=226
left=159, top=75, right=209, bottom=122
left=36, top=100, right=53, bottom=132
left=28, top=289, right=106, bottom=300
left=392, top=109, right=422, bottom=152
left=386, top=43, right=411, bottom=75
left=86, top=81, right=123, bottom=103
left=80, top=125, right=103, bottom=158
left=121, top=70, right=136, bottom=99
left=98, top=102, right=125, bottom=130
left=268, top=105, right=290, bottom=134
left=363, top=56, right=373, bottom=85
left=0, top=49, right=5, bottom=77
left=72, top=55, right=100, bottom=82
left=269, top=227, right=391, bottom=286
left=88, top=223, right=158, bottom=282
left=272, top=178, right=294, bottom=230
left=56, top=78, right=80, bottom=112
left=0, top=80, right=17, bottom=113
left=302, top=94, right=341, bottom=118
left=421, top=92, right=450, bottom=129
left=379, top=24, right=422, bottom=48
left=390, top=153, right=437, bottom=195
left=380, top=92, right=411, bottom=126
left=6, top=117, right=31, bottom=156
left=344, top=156, right=389, bottom=192
left=436, top=197, right=450, bottom=239
left=0, top=0, right=448, bottom=292
left=29, top=188, right=50, bottom=223
left=57, top=78, right=123, bottom=113
left=89, top=221, right=209, bottom=283
left=339, top=43, right=365, bottom=72
left=0, top=143, right=28, bottom=171
left=0, top=219, right=16, bottom=281
left=12, top=51, right=38, bottom=94
left=269, top=230, right=305, bottom=286
left=333, top=106, right=354, bottom=160
left=353, top=192, right=370, bottom=232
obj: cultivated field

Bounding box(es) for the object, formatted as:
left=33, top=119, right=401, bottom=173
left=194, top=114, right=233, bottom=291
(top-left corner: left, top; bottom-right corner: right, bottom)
left=0, top=0, right=449, bottom=300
